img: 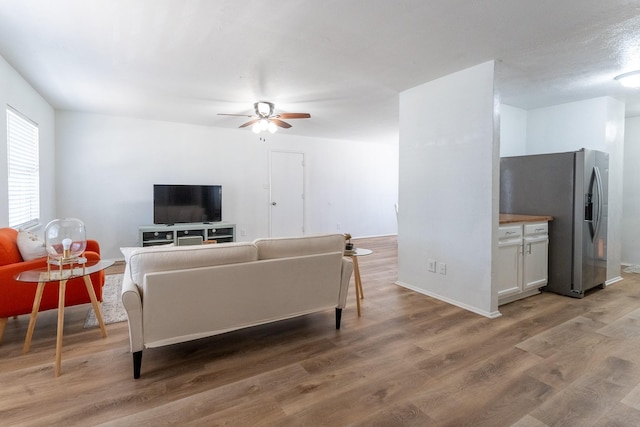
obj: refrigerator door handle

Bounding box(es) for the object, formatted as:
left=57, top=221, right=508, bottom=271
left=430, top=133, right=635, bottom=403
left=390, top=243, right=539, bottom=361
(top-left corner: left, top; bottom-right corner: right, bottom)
left=593, top=165, right=603, bottom=239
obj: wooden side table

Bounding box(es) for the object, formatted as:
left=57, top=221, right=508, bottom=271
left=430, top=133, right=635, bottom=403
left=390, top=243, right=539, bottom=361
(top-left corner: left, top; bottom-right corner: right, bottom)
left=16, top=260, right=113, bottom=376
left=346, top=248, right=373, bottom=316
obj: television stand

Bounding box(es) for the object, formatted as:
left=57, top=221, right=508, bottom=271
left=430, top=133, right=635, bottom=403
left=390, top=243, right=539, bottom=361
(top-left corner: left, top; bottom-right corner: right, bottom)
left=138, top=222, right=236, bottom=247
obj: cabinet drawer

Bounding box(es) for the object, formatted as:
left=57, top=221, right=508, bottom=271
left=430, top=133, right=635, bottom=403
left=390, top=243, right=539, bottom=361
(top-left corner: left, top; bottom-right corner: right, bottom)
left=498, top=225, right=522, bottom=240
left=524, top=222, right=548, bottom=236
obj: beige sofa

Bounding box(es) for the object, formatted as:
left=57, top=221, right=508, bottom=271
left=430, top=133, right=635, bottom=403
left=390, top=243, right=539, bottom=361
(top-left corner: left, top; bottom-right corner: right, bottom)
left=121, top=234, right=353, bottom=378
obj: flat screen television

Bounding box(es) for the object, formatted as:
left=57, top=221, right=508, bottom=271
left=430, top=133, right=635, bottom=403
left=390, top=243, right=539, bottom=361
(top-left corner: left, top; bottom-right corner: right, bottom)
left=153, top=184, right=222, bottom=224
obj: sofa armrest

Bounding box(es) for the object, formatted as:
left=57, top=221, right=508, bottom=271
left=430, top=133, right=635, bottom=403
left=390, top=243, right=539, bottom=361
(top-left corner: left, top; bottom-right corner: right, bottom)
left=0, top=258, right=48, bottom=317
left=0, top=257, right=48, bottom=277
left=85, top=240, right=100, bottom=256
left=121, top=269, right=144, bottom=352
left=338, top=257, right=354, bottom=309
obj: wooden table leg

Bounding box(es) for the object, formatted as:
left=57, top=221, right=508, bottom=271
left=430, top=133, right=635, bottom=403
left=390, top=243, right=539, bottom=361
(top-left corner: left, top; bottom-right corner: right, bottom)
left=55, top=279, right=67, bottom=377
left=352, top=256, right=362, bottom=316
left=23, top=281, right=45, bottom=354
left=0, top=318, right=7, bottom=343
left=83, top=276, right=107, bottom=338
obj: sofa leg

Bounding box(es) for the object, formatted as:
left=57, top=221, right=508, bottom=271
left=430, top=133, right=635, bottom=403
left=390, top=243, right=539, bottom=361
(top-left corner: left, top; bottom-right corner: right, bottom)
left=133, top=351, right=142, bottom=379
left=335, top=308, right=342, bottom=330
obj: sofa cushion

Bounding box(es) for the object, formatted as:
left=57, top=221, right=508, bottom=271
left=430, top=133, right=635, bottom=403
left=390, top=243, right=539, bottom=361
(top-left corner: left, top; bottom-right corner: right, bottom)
left=0, top=228, right=23, bottom=266
left=126, top=242, right=258, bottom=285
left=254, top=234, right=345, bottom=260
left=16, top=229, right=48, bottom=261
left=121, top=243, right=174, bottom=264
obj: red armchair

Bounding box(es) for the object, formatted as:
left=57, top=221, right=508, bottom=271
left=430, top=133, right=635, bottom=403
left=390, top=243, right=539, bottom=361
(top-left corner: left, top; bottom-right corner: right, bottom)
left=0, top=228, right=105, bottom=343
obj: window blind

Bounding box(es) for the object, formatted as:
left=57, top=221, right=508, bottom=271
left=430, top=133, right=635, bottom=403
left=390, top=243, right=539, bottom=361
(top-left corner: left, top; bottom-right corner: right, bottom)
left=7, top=108, right=40, bottom=228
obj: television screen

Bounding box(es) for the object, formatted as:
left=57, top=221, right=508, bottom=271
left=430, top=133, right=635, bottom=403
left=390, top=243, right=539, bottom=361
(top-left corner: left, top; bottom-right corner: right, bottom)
left=154, top=184, right=222, bottom=224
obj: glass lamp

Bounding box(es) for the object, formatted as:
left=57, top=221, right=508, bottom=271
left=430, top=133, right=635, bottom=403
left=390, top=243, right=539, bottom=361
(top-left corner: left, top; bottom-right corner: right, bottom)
left=44, top=218, right=87, bottom=262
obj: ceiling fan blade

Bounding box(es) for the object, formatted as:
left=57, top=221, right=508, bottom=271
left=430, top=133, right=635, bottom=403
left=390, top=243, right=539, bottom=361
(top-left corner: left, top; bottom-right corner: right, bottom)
left=239, top=119, right=260, bottom=128
left=276, top=113, right=311, bottom=119
left=271, top=119, right=292, bottom=128
left=218, top=113, right=256, bottom=118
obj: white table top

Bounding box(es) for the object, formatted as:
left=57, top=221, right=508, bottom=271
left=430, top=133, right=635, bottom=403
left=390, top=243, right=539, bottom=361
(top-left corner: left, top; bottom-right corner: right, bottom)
left=345, top=247, right=373, bottom=257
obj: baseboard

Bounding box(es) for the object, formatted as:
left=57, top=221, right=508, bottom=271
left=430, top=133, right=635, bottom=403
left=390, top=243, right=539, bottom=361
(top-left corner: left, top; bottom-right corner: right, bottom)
left=605, top=276, right=623, bottom=286
left=498, top=289, right=540, bottom=306
left=352, top=233, right=397, bottom=240
left=394, top=280, right=502, bottom=319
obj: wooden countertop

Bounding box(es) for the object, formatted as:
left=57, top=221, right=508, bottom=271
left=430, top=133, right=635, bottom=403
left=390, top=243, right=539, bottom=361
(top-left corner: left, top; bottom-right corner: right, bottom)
left=499, top=213, right=553, bottom=224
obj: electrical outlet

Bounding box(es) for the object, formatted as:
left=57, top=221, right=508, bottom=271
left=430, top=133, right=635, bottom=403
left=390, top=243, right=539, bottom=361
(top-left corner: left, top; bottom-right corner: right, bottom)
left=427, top=259, right=437, bottom=272
left=438, top=262, right=447, bottom=275
left=240, top=229, right=247, bottom=237
left=336, top=223, right=341, bottom=230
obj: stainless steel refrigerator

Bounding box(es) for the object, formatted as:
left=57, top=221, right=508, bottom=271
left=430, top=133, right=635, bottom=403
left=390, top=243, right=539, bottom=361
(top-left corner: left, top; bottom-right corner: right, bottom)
left=500, top=148, right=608, bottom=298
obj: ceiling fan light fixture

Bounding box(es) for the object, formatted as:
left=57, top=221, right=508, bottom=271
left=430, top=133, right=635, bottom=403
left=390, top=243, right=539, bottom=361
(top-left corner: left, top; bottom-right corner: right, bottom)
left=256, top=101, right=273, bottom=117
left=221, top=101, right=309, bottom=133
left=615, top=70, right=640, bottom=88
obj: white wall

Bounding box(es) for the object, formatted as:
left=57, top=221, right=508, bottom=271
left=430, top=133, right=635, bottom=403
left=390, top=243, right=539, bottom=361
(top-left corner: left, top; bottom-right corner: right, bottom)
left=499, top=104, right=527, bottom=157
left=397, top=61, right=499, bottom=318
left=0, top=55, right=56, bottom=227
left=55, top=112, right=399, bottom=259
left=527, top=97, right=616, bottom=154
left=603, top=98, right=625, bottom=283
left=523, top=97, right=625, bottom=282
left=622, top=116, right=640, bottom=266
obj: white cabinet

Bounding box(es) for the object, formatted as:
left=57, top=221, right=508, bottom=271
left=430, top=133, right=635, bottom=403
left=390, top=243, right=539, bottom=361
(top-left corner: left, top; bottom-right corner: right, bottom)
left=523, top=223, right=549, bottom=291
left=138, top=222, right=236, bottom=247
left=497, top=221, right=549, bottom=305
left=497, top=225, right=523, bottom=299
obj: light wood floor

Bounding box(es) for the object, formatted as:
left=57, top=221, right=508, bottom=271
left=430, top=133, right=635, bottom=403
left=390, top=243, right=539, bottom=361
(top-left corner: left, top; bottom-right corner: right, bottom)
left=2, top=236, right=640, bottom=426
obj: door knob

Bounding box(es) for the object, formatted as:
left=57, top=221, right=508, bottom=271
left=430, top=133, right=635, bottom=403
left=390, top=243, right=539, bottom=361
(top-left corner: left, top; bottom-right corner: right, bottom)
left=271, top=202, right=277, bottom=206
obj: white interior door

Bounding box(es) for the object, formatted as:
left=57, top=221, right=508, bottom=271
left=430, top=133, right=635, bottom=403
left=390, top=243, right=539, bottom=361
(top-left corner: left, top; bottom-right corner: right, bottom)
left=270, top=151, right=304, bottom=237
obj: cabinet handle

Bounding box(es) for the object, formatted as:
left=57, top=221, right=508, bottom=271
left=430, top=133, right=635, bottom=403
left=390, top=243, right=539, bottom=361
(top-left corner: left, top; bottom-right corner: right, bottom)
left=527, top=243, right=532, bottom=254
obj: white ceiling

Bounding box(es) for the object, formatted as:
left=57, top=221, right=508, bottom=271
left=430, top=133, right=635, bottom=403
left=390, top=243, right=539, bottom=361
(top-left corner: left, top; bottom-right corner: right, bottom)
left=1, top=0, right=639, bottom=144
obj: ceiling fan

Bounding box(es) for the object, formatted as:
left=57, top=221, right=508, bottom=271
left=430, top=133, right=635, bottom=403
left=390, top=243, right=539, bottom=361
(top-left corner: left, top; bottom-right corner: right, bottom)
left=218, top=101, right=311, bottom=134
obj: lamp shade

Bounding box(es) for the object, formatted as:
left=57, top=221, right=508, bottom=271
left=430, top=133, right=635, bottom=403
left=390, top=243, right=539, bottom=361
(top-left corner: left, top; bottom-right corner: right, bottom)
left=44, top=218, right=87, bottom=259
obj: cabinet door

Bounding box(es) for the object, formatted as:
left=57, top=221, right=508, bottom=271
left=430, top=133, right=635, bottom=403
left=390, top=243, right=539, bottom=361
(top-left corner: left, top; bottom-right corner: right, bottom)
left=497, top=238, right=522, bottom=298
left=523, top=236, right=548, bottom=290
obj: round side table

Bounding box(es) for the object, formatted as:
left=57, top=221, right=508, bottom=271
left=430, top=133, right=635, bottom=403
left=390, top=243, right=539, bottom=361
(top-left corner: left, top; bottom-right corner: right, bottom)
left=345, top=248, right=372, bottom=316
left=16, top=260, right=113, bottom=376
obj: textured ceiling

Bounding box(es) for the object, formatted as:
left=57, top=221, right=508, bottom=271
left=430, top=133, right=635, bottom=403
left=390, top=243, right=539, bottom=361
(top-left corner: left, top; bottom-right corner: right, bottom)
left=0, top=0, right=639, bottom=144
